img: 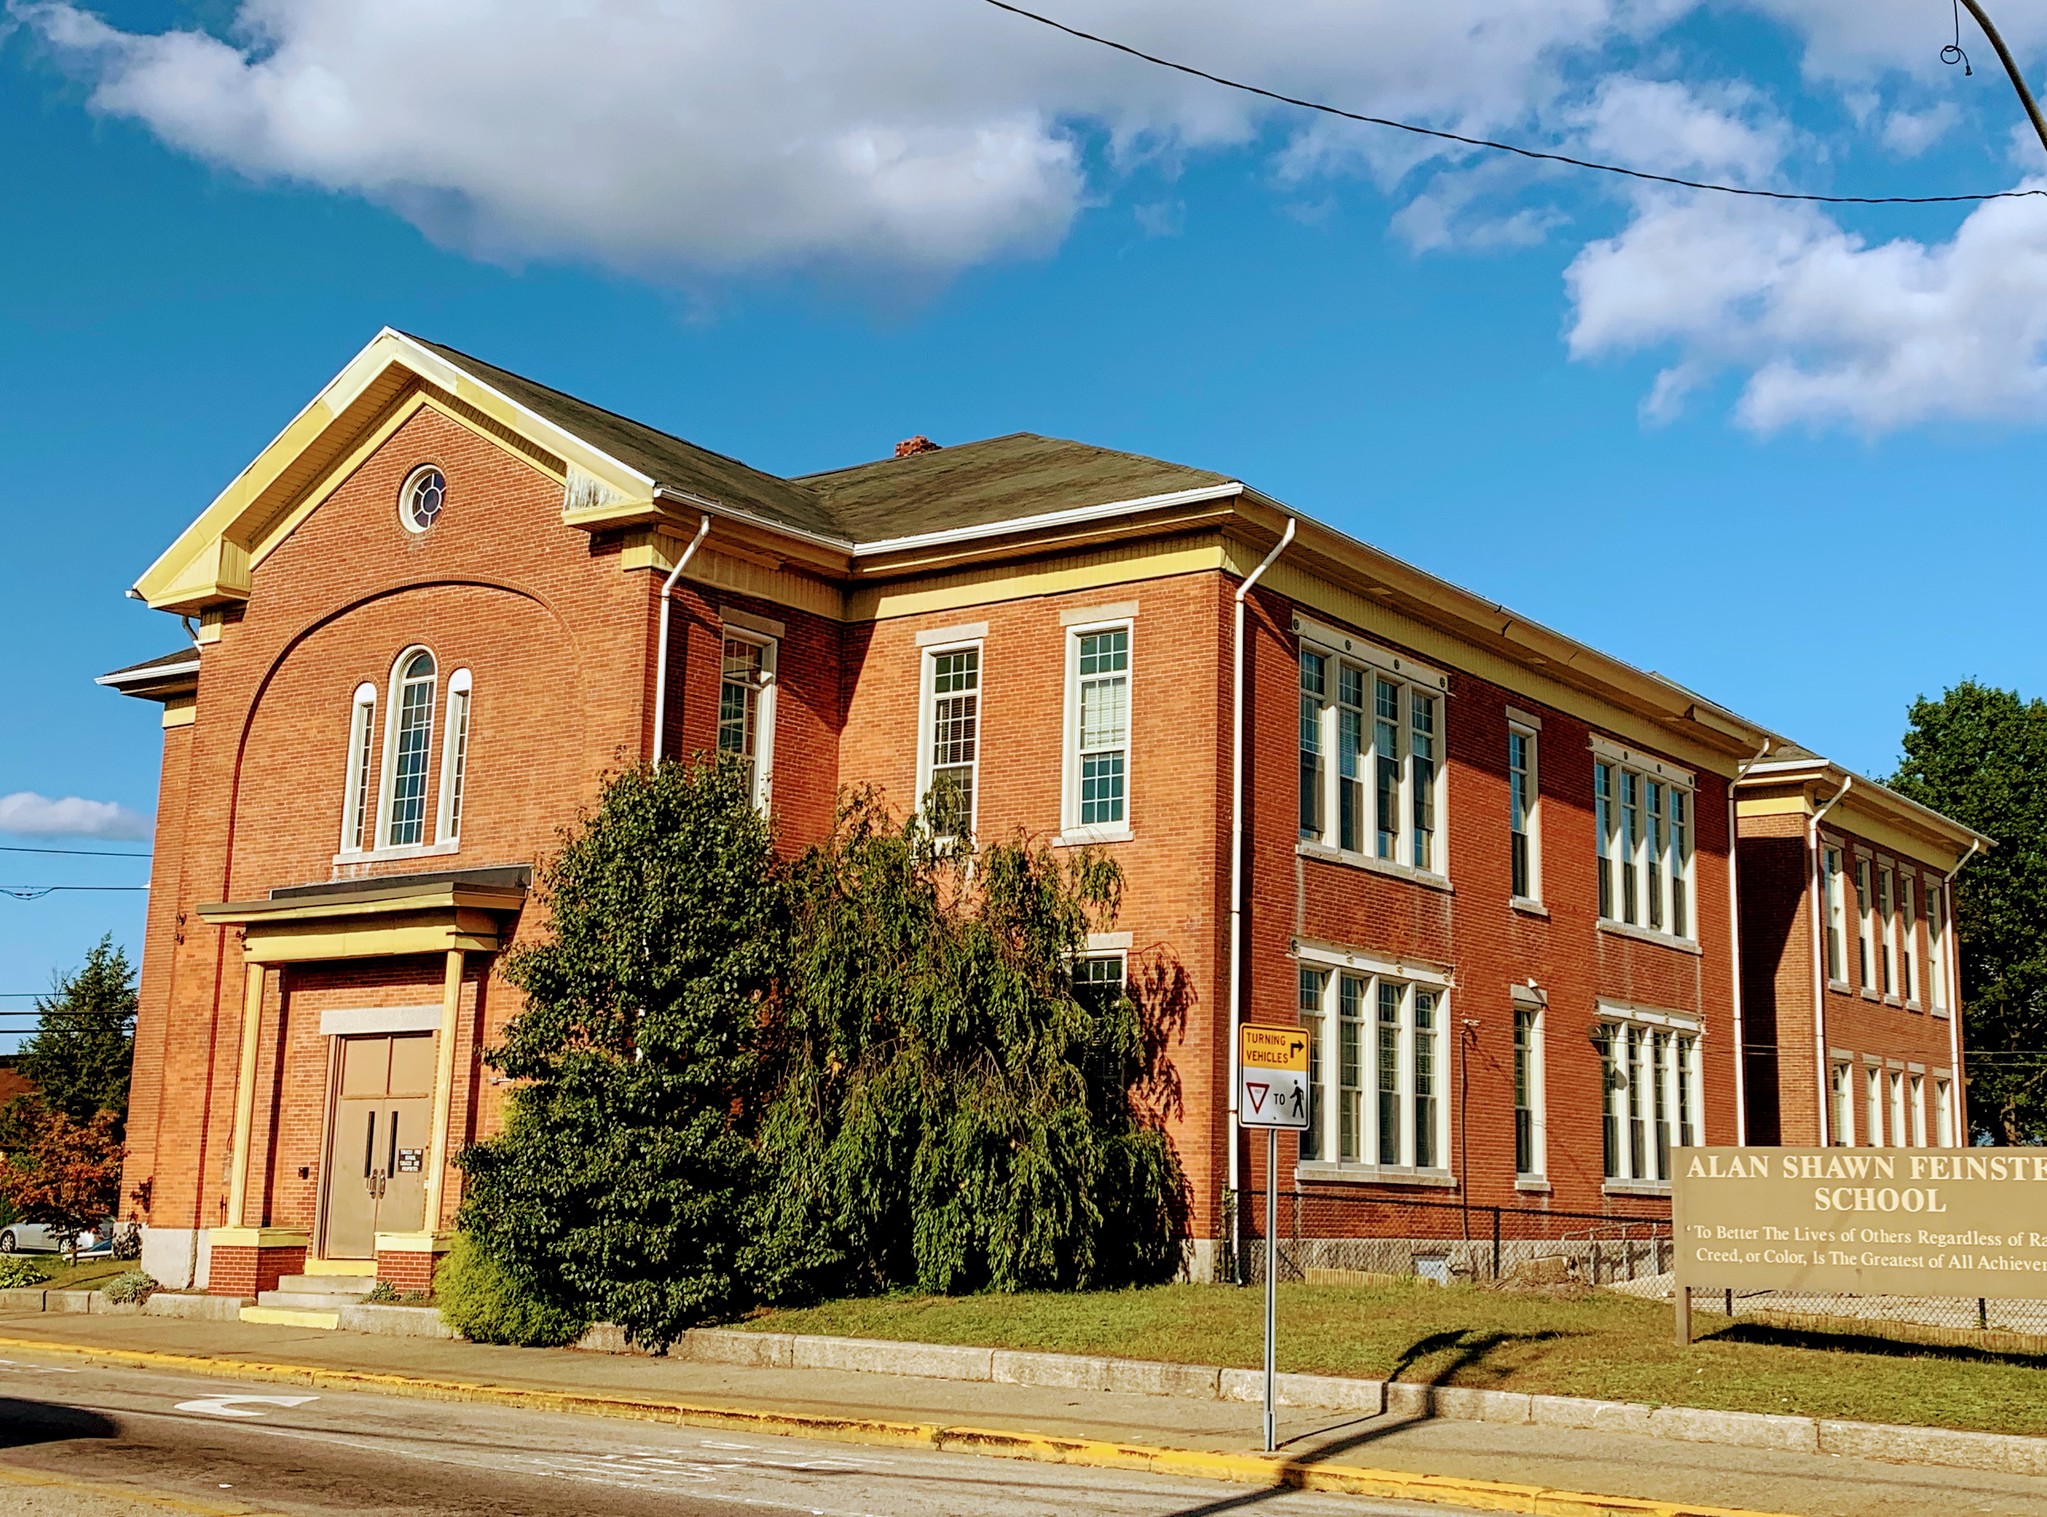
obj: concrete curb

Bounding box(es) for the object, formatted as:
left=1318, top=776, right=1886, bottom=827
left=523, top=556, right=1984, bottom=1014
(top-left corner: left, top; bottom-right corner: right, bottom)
left=0, top=1332, right=1796, bottom=1517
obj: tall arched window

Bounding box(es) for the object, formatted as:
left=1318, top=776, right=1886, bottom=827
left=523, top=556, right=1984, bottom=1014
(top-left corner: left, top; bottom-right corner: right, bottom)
left=380, top=648, right=437, bottom=848
left=338, top=682, right=378, bottom=854
left=436, top=668, right=473, bottom=845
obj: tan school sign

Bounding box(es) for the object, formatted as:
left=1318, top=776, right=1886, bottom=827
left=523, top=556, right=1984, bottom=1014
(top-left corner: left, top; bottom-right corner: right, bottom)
left=1673, top=1147, right=2047, bottom=1299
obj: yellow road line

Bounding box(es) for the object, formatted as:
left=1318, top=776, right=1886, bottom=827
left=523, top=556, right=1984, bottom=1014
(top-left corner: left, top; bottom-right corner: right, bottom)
left=0, top=1461, right=290, bottom=1517
left=0, top=1333, right=1802, bottom=1517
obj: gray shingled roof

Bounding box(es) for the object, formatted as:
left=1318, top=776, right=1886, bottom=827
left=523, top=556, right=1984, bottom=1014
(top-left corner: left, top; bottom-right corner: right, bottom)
left=405, top=337, right=1234, bottom=548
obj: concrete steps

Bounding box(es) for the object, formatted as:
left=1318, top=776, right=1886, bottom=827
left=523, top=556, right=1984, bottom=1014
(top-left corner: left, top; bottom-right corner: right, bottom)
left=242, top=1271, right=376, bottom=1328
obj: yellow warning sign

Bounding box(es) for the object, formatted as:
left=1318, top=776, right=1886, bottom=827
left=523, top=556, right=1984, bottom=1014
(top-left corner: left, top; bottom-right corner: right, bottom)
left=1240, top=1023, right=1309, bottom=1073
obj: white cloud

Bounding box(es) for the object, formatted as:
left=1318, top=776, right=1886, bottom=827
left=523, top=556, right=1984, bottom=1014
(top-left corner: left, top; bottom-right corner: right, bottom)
left=1565, top=183, right=2047, bottom=432
left=1575, top=76, right=1789, bottom=181
left=0, top=792, right=153, bottom=841
left=1880, top=101, right=1959, bottom=157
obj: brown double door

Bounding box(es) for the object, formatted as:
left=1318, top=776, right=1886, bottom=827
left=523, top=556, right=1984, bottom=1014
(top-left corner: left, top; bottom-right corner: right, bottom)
left=322, top=1033, right=435, bottom=1260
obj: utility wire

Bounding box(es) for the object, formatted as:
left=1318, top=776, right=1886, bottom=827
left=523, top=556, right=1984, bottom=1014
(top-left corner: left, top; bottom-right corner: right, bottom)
left=982, top=0, right=2047, bottom=207
left=0, top=844, right=151, bottom=859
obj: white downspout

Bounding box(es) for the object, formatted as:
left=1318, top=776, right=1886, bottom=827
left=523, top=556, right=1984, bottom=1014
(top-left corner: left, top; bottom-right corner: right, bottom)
left=1726, top=735, right=1771, bottom=1146
left=1227, top=518, right=1296, bottom=1247
left=1941, top=838, right=1981, bottom=1145
left=650, top=515, right=712, bottom=764
left=1808, top=773, right=1853, bottom=1144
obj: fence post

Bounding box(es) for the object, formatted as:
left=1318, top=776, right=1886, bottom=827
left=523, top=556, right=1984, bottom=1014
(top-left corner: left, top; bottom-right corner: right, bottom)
left=1979, top=1298, right=1989, bottom=1331
left=1674, top=1285, right=1692, bottom=1346
left=1491, top=1207, right=1501, bottom=1281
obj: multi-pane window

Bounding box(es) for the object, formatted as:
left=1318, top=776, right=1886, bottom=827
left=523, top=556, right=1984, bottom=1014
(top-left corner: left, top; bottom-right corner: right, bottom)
left=1927, top=884, right=1949, bottom=1012
left=1910, top=1074, right=1928, bottom=1147
left=1508, top=726, right=1538, bottom=900
left=1899, top=876, right=1918, bottom=1003
left=719, top=637, right=764, bottom=783
left=1594, top=756, right=1695, bottom=938
left=1936, top=1078, right=1955, bottom=1146
left=1864, top=1065, right=1883, bottom=1150
left=339, top=682, right=377, bottom=854
left=1071, top=627, right=1130, bottom=829
left=435, top=669, right=472, bottom=844
left=1877, top=867, right=1898, bottom=997
left=1888, top=1070, right=1906, bottom=1147
left=1071, top=953, right=1126, bottom=1015
left=1830, top=1061, right=1854, bottom=1146
left=1297, top=969, right=1326, bottom=1162
left=1856, top=858, right=1876, bottom=990
left=1296, top=962, right=1448, bottom=1171
left=1823, top=847, right=1846, bottom=983
left=923, top=646, right=981, bottom=835
left=382, top=649, right=437, bottom=848
left=1598, top=1011, right=1703, bottom=1185
left=1512, top=1007, right=1543, bottom=1177
left=1298, top=646, right=1446, bottom=874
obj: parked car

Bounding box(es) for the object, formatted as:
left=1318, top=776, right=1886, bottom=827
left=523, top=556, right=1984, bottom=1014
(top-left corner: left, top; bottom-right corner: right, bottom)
left=0, top=1221, right=111, bottom=1255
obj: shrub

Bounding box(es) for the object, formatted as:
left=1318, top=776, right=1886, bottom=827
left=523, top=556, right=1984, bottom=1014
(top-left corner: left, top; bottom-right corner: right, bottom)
left=101, top=1268, right=156, bottom=1305
left=0, top=1257, right=51, bottom=1289
left=363, top=1279, right=400, bottom=1304
left=435, top=1234, right=587, bottom=1348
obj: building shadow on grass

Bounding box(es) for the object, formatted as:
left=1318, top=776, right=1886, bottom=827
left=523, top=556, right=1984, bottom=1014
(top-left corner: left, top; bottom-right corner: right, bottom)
left=1707, top=1319, right=2047, bottom=1369
left=1158, top=1326, right=1572, bottom=1516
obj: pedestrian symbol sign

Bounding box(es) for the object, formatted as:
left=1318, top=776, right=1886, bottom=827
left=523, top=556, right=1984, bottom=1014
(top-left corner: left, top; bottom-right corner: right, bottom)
left=1239, top=1023, right=1310, bottom=1131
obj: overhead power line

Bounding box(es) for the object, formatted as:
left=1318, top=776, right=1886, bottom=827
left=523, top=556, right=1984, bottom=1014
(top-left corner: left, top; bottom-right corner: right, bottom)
left=0, top=844, right=152, bottom=859
left=982, top=0, right=2047, bottom=207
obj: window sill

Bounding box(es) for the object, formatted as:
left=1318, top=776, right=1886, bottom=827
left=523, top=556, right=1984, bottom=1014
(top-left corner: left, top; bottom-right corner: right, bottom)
left=1826, top=979, right=1853, bottom=994
left=1510, top=896, right=1549, bottom=918
left=1514, top=1176, right=1552, bottom=1194
left=1053, top=825, right=1132, bottom=848
left=1932, top=1006, right=1952, bottom=1020
left=1602, top=1180, right=1672, bottom=1198
left=333, top=839, right=460, bottom=868
left=1595, top=919, right=1702, bottom=956
left=1883, top=995, right=1903, bottom=1008
left=1295, top=1162, right=1456, bottom=1189
left=1295, top=841, right=1453, bottom=894
left=1905, top=1000, right=1923, bottom=1014
left=1860, top=990, right=1881, bottom=1002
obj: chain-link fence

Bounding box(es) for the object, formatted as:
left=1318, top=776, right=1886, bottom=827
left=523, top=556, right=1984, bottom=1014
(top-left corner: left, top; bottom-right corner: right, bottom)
left=1222, top=1189, right=1673, bottom=1288
left=1687, top=1286, right=2047, bottom=1352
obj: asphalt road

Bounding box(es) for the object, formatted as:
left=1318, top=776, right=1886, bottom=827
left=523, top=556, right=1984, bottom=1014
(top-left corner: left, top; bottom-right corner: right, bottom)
left=0, top=1348, right=1479, bottom=1517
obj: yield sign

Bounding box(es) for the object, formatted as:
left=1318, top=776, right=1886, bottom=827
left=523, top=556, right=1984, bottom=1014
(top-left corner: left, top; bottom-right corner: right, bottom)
left=1246, top=1081, right=1271, bottom=1114
left=174, top=1394, right=317, bottom=1419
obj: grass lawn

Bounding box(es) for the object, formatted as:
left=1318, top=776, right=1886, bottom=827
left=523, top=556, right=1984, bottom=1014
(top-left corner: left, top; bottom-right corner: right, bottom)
left=4, top=1255, right=131, bottom=1292
left=744, top=1282, right=2047, bottom=1438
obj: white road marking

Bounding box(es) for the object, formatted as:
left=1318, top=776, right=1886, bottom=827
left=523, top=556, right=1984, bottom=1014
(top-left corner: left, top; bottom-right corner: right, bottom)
left=0, top=1357, right=80, bottom=1374
left=174, top=1394, right=318, bottom=1419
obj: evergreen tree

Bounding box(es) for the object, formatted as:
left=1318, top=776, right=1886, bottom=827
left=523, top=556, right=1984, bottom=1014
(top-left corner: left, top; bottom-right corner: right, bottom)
left=1889, top=681, right=2047, bottom=1143
left=456, top=758, right=788, bottom=1349
left=17, top=936, right=137, bottom=1133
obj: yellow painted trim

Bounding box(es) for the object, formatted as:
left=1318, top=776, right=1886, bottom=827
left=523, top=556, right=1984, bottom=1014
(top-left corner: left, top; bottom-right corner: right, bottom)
left=196, top=607, right=227, bottom=644
left=1736, top=794, right=1810, bottom=819
left=223, top=965, right=266, bottom=1230
left=418, top=951, right=464, bottom=1235
left=208, top=1227, right=310, bottom=1250
left=162, top=695, right=197, bottom=729
left=238, top=922, right=501, bottom=965
left=373, top=1230, right=455, bottom=1255
left=856, top=537, right=1230, bottom=624
left=202, top=884, right=523, bottom=927
left=237, top=1305, right=339, bottom=1330
left=0, top=1334, right=1802, bottom=1517
left=303, top=1257, right=378, bottom=1277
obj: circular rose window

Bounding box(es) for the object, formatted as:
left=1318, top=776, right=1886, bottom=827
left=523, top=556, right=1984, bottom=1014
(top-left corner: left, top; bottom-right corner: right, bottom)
left=400, top=466, right=446, bottom=533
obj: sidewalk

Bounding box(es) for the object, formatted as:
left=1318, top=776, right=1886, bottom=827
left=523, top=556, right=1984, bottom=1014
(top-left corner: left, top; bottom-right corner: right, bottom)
left=1, top=1306, right=2042, bottom=1517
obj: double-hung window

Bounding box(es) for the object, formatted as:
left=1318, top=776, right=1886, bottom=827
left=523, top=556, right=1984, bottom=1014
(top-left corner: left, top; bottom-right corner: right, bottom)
left=339, top=682, right=378, bottom=855
left=1927, top=883, right=1949, bottom=1013
left=1830, top=1060, right=1855, bottom=1146
left=1864, top=1065, right=1883, bottom=1149
left=1856, top=858, right=1876, bottom=991
left=1065, top=622, right=1131, bottom=836
left=1512, top=1003, right=1544, bottom=1179
left=1888, top=1069, right=1907, bottom=1146
left=919, top=642, right=982, bottom=839
left=380, top=648, right=437, bottom=849
left=718, top=631, right=777, bottom=811
left=1592, top=743, right=1695, bottom=940
left=1508, top=722, right=1539, bottom=901
left=1295, top=949, right=1450, bottom=1174
left=1899, top=876, right=1918, bottom=1004
left=1822, top=846, right=1847, bottom=984
left=435, top=669, right=473, bottom=845
left=1935, top=1077, right=1955, bottom=1146
left=1877, top=866, right=1898, bottom=998
left=1296, top=626, right=1448, bottom=877
left=1910, top=1074, right=1928, bottom=1147
left=1597, top=1004, right=1702, bottom=1187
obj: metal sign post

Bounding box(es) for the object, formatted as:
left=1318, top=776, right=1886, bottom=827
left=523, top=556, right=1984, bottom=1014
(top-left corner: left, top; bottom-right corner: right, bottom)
left=1238, top=1022, right=1309, bottom=1455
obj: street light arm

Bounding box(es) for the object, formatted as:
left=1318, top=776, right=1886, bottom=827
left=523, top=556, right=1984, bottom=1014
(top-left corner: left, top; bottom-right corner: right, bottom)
left=1959, top=0, right=2047, bottom=159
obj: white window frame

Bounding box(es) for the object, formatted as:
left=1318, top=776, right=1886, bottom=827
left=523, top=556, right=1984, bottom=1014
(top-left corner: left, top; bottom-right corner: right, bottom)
left=916, top=637, right=984, bottom=842
left=1512, top=999, right=1546, bottom=1180
left=1829, top=1059, right=1855, bottom=1147
left=1864, top=1062, right=1884, bottom=1149
left=378, top=646, right=438, bottom=851
left=1935, top=1075, right=1956, bottom=1146
left=1592, top=740, right=1696, bottom=943
left=1295, top=628, right=1449, bottom=881
left=1927, top=880, right=1950, bottom=1015
left=1508, top=717, right=1541, bottom=904
left=1910, top=1072, right=1928, bottom=1147
left=1888, top=1068, right=1907, bottom=1147
left=433, top=668, right=473, bottom=846
left=1822, top=845, right=1847, bottom=987
left=1061, top=616, right=1133, bottom=843
left=1877, top=864, right=1899, bottom=1000
left=716, top=629, right=778, bottom=812
left=338, top=682, right=378, bottom=856
left=1899, top=874, right=1918, bottom=1006
left=1293, top=943, right=1451, bottom=1181
left=1855, top=855, right=1877, bottom=993
left=1596, top=1000, right=1703, bottom=1190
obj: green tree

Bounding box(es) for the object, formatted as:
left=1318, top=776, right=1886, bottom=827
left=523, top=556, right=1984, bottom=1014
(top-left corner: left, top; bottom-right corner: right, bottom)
left=5, top=936, right=138, bottom=1145
left=455, top=758, right=788, bottom=1348
left=755, top=792, right=1187, bottom=1299
left=1890, top=681, right=2047, bottom=1142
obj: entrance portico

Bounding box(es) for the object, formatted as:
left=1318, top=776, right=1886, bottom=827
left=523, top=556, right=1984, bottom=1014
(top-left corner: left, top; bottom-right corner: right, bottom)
left=197, top=867, right=526, bottom=1296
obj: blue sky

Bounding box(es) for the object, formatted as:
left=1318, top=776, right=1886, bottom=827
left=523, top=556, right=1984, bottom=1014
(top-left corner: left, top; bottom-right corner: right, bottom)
left=4, top=1, right=2046, bottom=1034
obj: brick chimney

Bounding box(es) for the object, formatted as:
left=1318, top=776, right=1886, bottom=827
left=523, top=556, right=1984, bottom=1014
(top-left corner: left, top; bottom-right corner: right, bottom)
left=894, top=435, right=941, bottom=459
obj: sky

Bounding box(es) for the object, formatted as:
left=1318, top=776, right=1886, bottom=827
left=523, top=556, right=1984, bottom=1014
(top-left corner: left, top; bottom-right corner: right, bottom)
left=3, top=0, right=2047, bottom=1039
